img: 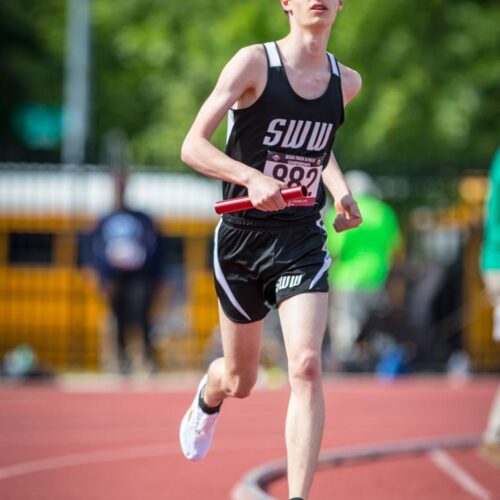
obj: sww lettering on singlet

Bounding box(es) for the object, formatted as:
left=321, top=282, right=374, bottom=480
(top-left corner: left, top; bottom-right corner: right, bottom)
left=263, top=119, right=333, bottom=152
left=276, top=274, right=303, bottom=292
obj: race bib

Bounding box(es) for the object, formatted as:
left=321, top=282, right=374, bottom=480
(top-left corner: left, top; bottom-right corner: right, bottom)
left=263, top=151, right=324, bottom=206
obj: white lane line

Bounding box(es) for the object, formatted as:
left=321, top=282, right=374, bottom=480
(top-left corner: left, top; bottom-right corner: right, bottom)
left=0, top=442, right=179, bottom=480
left=0, top=437, right=283, bottom=481
left=428, top=449, right=492, bottom=500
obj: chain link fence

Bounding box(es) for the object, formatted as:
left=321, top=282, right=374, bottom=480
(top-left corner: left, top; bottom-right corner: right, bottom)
left=0, top=163, right=498, bottom=374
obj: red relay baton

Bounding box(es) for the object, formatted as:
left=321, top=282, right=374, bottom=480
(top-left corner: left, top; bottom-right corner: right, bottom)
left=214, top=185, right=307, bottom=215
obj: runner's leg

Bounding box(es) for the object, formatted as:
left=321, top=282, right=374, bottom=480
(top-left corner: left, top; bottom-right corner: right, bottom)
left=279, top=292, right=329, bottom=499
left=203, top=301, right=264, bottom=407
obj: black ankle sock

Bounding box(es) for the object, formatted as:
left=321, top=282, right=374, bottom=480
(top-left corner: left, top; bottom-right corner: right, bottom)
left=289, top=497, right=304, bottom=500
left=198, top=385, right=221, bottom=415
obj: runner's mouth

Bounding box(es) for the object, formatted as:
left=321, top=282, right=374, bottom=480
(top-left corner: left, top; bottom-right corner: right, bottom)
left=311, top=3, right=328, bottom=11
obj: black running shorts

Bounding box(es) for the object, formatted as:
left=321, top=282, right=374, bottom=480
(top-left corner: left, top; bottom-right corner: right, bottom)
left=213, top=214, right=331, bottom=324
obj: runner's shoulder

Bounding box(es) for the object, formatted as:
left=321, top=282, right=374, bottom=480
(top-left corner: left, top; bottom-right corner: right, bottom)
left=220, top=45, right=267, bottom=92
left=229, top=44, right=267, bottom=76
left=337, top=62, right=362, bottom=104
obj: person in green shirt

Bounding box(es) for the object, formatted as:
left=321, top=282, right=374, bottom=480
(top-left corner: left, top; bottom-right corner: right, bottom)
left=479, top=148, right=500, bottom=467
left=325, top=170, right=401, bottom=369
left=481, top=148, right=500, bottom=325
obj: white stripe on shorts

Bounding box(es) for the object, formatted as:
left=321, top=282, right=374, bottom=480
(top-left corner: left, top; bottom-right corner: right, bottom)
left=213, top=220, right=251, bottom=321
left=309, top=219, right=332, bottom=290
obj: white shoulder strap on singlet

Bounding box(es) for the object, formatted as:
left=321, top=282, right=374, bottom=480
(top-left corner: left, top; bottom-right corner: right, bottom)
left=327, top=53, right=340, bottom=77
left=264, top=42, right=282, bottom=68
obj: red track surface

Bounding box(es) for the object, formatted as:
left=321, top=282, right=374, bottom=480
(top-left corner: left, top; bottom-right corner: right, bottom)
left=0, top=376, right=499, bottom=499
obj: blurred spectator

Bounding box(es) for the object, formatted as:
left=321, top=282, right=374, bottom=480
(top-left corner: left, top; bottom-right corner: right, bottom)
left=325, top=170, right=401, bottom=370
left=1, top=344, right=54, bottom=380
left=87, top=171, right=163, bottom=374
left=479, top=148, right=500, bottom=467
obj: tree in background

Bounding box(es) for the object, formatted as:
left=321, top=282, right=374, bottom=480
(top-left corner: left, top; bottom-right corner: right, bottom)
left=0, top=1, right=64, bottom=162
left=1, top=0, right=499, bottom=172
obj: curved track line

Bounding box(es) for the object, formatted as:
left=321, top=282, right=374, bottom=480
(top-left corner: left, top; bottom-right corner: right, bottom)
left=0, top=434, right=284, bottom=481
left=0, top=442, right=180, bottom=480
left=231, top=434, right=482, bottom=500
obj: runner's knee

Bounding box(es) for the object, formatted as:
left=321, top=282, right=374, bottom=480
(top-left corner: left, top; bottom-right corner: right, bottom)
left=288, top=351, right=322, bottom=384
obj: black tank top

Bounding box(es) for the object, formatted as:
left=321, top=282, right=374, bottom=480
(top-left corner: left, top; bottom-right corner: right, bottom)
left=223, top=41, right=344, bottom=224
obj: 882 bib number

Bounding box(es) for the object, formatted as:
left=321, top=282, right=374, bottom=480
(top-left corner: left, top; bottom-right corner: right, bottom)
left=263, top=151, right=324, bottom=206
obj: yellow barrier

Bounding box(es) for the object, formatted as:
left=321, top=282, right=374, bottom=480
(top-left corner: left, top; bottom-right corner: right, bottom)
left=0, top=189, right=499, bottom=372
left=0, top=212, right=219, bottom=371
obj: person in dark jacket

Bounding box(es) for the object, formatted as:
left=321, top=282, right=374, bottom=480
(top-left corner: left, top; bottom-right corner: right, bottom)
left=88, top=171, right=162, bottom=374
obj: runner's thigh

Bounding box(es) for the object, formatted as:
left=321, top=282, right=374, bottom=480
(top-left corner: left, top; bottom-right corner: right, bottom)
left=278, top=292, right=329, bottom=361
left=218, top=301, right=264, bottom=379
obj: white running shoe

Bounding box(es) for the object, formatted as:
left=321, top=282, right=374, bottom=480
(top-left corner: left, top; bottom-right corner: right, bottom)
left=179, top=374, right=220, bottom=461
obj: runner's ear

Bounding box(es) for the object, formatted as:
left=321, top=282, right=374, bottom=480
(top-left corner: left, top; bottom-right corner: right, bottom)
left=281, top=0, right=291, bottom=15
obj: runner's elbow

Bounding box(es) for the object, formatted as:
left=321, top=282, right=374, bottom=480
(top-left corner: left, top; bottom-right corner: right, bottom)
left=180, top=138, right=194, bottom=166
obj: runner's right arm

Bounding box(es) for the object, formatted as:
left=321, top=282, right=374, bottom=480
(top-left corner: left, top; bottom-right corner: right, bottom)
left=181, top=46, right=286, bottom=212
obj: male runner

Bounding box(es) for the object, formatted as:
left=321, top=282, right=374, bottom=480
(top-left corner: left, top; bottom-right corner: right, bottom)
left=179, top=1, right=362, bottom=498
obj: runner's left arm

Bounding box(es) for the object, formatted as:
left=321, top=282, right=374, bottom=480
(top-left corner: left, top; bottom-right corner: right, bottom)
left=322, top=61, right=363, bottom=232
left=322, top=154, right=362, bottom=232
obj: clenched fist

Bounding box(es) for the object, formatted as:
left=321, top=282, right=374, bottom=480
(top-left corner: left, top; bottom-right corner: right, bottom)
left=333, top=194, right=362, bottom=232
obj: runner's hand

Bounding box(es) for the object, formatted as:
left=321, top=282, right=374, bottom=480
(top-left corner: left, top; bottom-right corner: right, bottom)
left=333, top=194, right=362, bottom=232
left=247, top=174, right=287, bottom=211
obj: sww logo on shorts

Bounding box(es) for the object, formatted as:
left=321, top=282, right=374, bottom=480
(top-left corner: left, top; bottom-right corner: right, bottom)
left=276, top=274, right=303, bottom=292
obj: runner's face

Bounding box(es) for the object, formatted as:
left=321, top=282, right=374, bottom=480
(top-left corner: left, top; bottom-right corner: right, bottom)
left=281, top=0, right=343, bottom=28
